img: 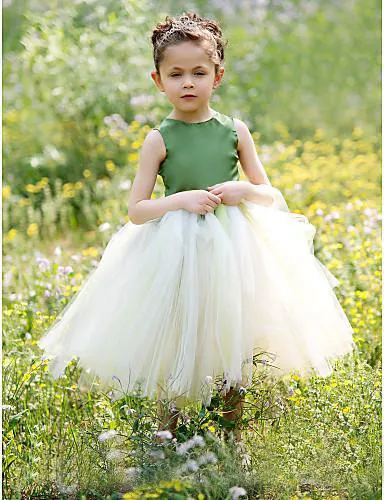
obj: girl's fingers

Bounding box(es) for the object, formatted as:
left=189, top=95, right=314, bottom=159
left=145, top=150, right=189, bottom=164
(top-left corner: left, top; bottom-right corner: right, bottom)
left=208, top=192, right=222, bottom=203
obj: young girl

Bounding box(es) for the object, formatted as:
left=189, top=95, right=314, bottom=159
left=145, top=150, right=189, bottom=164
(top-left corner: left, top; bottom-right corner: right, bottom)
left=38, top=12, right=357, bottom=443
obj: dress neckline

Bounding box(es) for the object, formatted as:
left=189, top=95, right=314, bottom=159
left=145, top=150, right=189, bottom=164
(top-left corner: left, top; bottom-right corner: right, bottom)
left=164, top=109, right=218, bottom=125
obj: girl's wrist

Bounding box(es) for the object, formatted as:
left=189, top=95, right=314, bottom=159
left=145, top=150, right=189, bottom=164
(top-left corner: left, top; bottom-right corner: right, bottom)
left=241, top=181, right=275, bottom=205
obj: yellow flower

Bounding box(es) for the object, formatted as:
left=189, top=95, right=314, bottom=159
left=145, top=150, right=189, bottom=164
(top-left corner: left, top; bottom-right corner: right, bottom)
left=2, top=186, right=11, bottom=199
left=105, top=160, right=116, bottom=172
left=342, top=406, right=351, bottom=414
left=25, top=184, right=38, bottom=193
left=63, top=190, right=76, bottom=198
left=130, top=120, right=140, bottom=129
left=6, top=228, right=17, bottom=241
left=119, top=138, right=128, bottom=147
left=131, top=140, right=141, bottom=150
left=128, top=152, right=138, bottom=163
left=82, top=169, right=92, bottom=178
left=27, top=223, right=38, bottom=237
left=82, top=246, right=99, bottom=257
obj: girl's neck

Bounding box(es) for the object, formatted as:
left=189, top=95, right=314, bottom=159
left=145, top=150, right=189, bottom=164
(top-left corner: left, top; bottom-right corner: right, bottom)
left=167, top=105, right=214, bottom=123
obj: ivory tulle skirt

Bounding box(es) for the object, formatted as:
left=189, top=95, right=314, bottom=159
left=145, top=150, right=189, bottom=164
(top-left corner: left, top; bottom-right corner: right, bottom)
left=38, top=185, right=357, bottom=408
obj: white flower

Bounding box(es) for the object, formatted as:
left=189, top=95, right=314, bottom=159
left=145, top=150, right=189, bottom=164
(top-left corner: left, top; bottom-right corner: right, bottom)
left=229, top=486, right=247, bottom=499
left=2, top=405, right=15, bottom=411
left=54, top=246, right=62, bottom=256
left=98, top=429, right=117, bottom=442
left=197, top=451, right=218, bottom=465
left=154, top=430, right=173, bottom=440
left=56, top=481, right=78, bottom=495
left=125, top=467, right=138, bottom=479
left=176, top=442, right=190, bottom=455
left=36, top=257, right=50, bottom=271
left=205, top=375, right=213, bottom=384
left=149, top=449, right=165, bottom=460
left=119, top=180, right=132, bottom=191
left=176, top=434, right=205, bottom=455
left=98, top=222, right=111, bottom=232
left=180, top=459, right=199, bottom=473
left=191, top=434, right=205, bottom=447
left=106, top=448, right=126, bottom=461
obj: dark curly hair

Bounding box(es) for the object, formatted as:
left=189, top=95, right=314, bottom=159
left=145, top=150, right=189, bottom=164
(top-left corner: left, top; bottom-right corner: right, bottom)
left=151, top=11, right=228, bottom=75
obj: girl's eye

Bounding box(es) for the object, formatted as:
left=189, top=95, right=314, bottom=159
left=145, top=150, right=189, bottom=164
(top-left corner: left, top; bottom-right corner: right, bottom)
left=170, top=73, right=206, bottom=77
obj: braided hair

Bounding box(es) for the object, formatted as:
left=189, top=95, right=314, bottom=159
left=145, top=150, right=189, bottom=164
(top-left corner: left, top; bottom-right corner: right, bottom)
left=151, top=12, right=228, bottom=75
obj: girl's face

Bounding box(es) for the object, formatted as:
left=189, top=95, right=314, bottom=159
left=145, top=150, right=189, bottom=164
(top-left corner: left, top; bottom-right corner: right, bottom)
left=151, top=40, right=224, bottom=114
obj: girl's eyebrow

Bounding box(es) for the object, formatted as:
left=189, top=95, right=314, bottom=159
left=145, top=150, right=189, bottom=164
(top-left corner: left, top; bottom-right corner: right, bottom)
left=169, top=65, right=208, bottom=70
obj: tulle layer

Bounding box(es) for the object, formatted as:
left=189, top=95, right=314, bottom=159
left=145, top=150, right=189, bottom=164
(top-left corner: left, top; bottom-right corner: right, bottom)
left=38, top=185, right=357, bottom=408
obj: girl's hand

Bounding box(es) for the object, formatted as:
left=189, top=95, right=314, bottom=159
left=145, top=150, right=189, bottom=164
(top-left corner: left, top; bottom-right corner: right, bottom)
left=181, top=189, right=222, bottom=215
left=207, top=181, right=248, bottom=206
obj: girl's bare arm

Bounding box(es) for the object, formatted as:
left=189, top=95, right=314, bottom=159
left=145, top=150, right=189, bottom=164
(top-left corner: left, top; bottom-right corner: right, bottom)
left=233, top=118, right=275, bottom=206
left=127, top=130, right=185, bottom=224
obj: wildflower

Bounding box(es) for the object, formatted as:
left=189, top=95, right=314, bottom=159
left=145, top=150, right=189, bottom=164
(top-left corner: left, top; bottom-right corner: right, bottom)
left=58, top=265, right=73, bottom=276
left=191, top=434, right=205, bottom=447
left=125, top=467, right=138, bottom=479
left=98, top=222, right=111, bottom=232
left=229, top=486, right=247, bottom=499
left=197, top=451, right=218, bottom=465
left=238, top=386, right=247, bottom=396
left=181, top=459, right=199, bottom=473
left=205, top=375, right=213, bottom=384
left=119, top=180, right=132, bottom=191
left=124, top=407, right=136, bottom=416
left=54, top=246, right=62, bottom=257
left=98, top=429, right=117, bottom=442
left=176, top=434, right=205, bottom=455
left=36, top=257, right=50, bottom=272
left=154, top=430, right=173, bottom=441
left=2, top=405, right=15, bottom=411
left=106, top=449, right=126, bottom=461
left=56, top=481, right=78, bottom=495
left=149, top=449, right=165, bottom=460
left=176, top=441, right=190, bottom=455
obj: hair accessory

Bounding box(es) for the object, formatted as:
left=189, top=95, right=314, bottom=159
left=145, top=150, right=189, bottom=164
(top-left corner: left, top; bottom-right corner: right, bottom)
left=157, top=17, right=213, bottom=47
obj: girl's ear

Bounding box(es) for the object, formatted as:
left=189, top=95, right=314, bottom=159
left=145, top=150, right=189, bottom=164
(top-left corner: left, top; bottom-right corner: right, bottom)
left=151, top=71, right=165, bottom=92
left=213, top=67, right=225, bottom=89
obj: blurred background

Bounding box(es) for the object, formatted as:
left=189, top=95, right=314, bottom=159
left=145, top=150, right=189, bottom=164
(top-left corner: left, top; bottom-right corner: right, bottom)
left=3, top=0, right=381, bottom=239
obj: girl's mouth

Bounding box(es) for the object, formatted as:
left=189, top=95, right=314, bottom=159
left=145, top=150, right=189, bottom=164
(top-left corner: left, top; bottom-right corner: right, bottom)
left=181, top=95, right=197, bottom=99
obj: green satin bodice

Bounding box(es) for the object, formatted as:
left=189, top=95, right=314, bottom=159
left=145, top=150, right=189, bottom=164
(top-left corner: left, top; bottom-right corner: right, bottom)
left=154, top=109, right=240, bottom=197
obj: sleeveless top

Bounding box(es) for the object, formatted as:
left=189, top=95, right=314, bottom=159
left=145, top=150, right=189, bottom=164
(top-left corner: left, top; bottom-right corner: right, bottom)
left=153, top=109, right=240, bottom=197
